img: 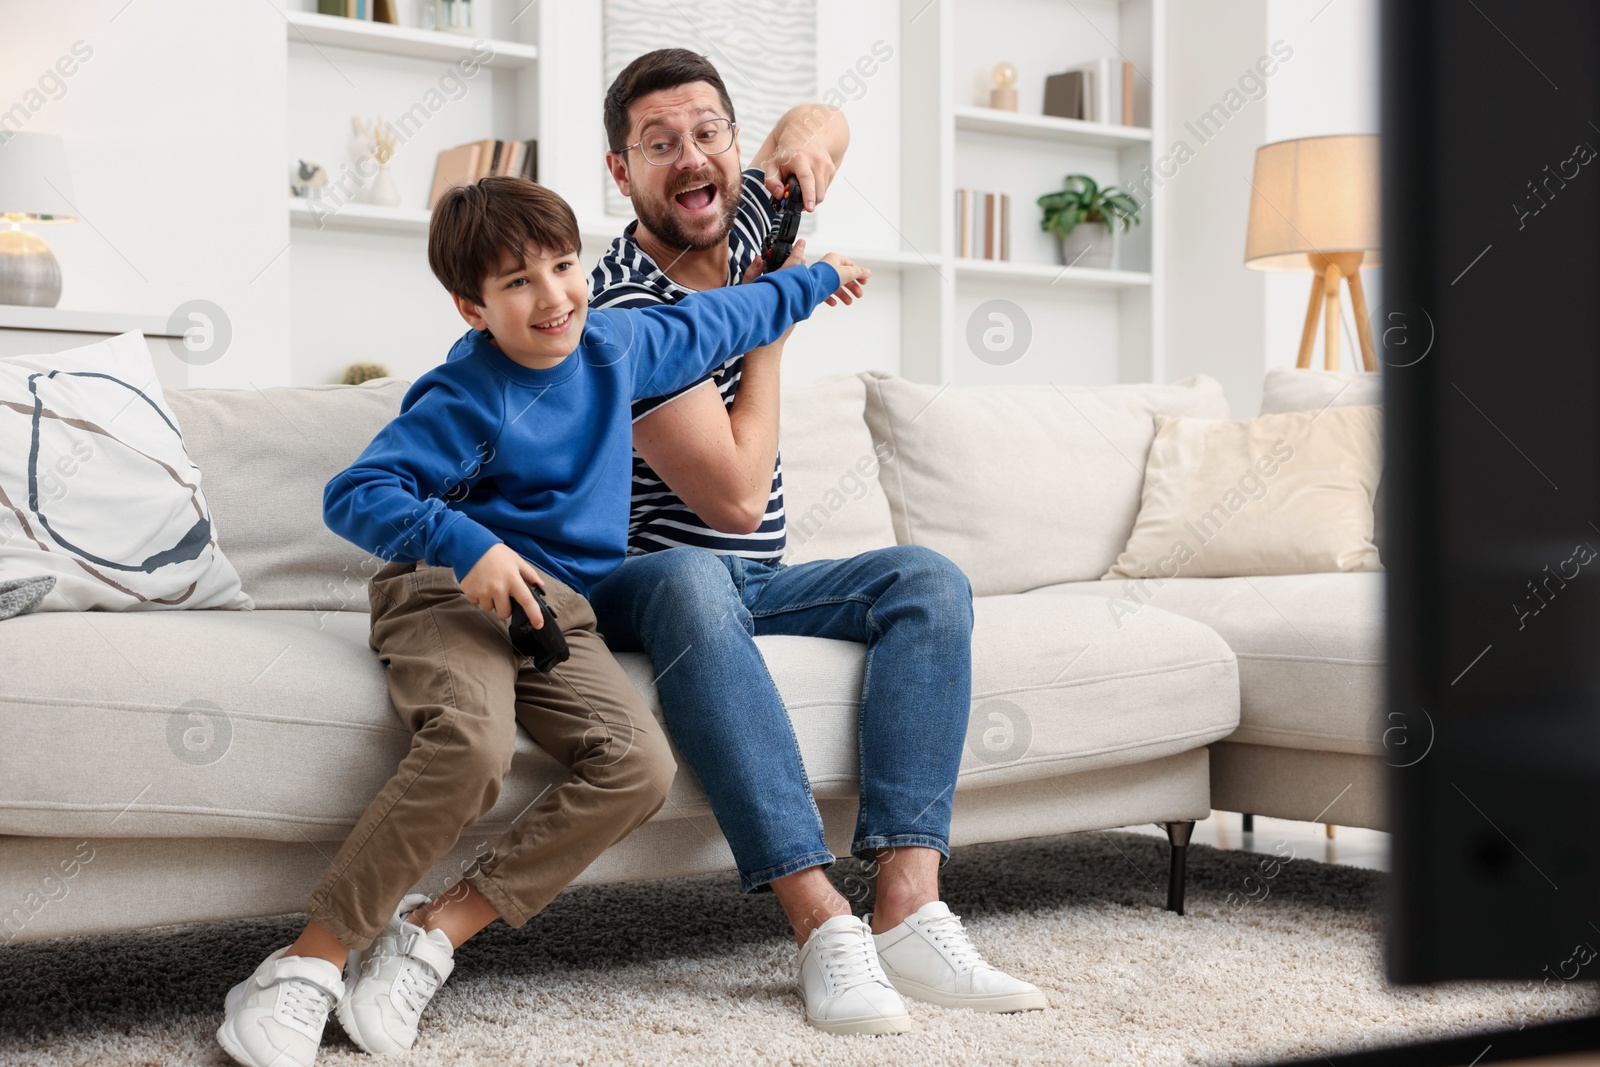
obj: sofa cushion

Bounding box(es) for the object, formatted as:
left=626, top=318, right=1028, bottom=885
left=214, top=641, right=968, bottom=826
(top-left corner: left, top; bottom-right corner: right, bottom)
left=1104, top=406, right=1384, bottom=579
left=1, top=332, right=252, bottom=612
left=166, top=379, right=409, bottom=611
left=1259, top=366, right=1382, bottom=414
left=1033, top=572, right=1383, bottom=755
left=861, top=372, right=1231, bottom=596
left=778, top=374, right=897, bottom=566
left=1259, top=366, right=1386, bottom=561
left=0, top=596, right=1238, bottom=841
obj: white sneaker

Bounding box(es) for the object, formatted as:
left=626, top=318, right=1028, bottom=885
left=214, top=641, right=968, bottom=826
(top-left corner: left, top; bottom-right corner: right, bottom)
left=796, top=913, right=913, bottom=1035
left=217, top=947, right=344, bottom=1067
left=872, top=901, right=1048, bottom=1013
left=336, top=893, right=455, bottom=1054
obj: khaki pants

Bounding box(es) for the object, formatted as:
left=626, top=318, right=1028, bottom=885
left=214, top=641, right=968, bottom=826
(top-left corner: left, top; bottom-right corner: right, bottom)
left=304, top=560, right=676, bottom=951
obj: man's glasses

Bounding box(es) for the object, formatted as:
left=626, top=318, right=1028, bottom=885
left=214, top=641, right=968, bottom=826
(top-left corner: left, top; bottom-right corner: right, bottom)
left=622, top=117, right=737, bottom=166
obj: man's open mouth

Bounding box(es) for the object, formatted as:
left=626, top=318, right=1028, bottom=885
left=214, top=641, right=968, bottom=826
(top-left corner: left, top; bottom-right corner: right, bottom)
left=673, top=182, right=718, bottom=214
left=532, top=311, right=572, bottom=334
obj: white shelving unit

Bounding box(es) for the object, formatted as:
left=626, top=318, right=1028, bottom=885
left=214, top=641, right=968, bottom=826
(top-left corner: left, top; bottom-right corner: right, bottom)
left=283, top=10, right=538, bottom=66
left=951, top=257, right=1151, bottom=288
left=281, top=0, right=1167, bottom=388
left=897, top=0, right=1163, bottom=385
left=952, top=105, right=1151, bottom=148
left=288, top=198, right=932, bottom=274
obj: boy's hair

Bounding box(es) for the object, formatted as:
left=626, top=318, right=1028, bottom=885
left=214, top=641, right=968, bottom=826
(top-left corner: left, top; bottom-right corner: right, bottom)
left=427, top=176, right=581, bottom=307
left=603, top=48, right=736, bottom=153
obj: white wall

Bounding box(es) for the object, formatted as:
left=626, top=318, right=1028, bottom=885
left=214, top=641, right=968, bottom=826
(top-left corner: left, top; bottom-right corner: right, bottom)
left=1264, top=0, right=1381, bottom=384
left=1157, top=0, right=1269, bottom=413
left=2, top=1, right=289, bottom=388
left=1158, top=0, right=1379, bottom=414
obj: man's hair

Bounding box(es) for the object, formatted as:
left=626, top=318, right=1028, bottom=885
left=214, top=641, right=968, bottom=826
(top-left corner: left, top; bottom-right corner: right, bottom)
left=427, top=176, right=581, bottom=307
left=603, top=48, right=736, bottom=153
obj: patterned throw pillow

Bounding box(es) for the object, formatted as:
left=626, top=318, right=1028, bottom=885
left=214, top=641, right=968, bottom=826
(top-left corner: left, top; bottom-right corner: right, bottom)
left=0, top=332, right=252, bottom=611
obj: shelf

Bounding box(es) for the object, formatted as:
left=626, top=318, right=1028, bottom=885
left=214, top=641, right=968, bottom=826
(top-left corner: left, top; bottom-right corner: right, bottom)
left=0, top=305, right=182, bottom=337
left=283, top=10, right=538, bottom=68
left=289, top=198, right=431, bottom=234
left=953, top=106, right=1151, bottom=149
left=952, top=257, right=1151, bottom=288
left=289, top=202, right=938, bottom=274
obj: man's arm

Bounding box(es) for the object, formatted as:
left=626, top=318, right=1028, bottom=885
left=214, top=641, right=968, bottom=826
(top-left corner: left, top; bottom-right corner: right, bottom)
left=751, top=103, right=850, bottom=210
left=631, top=244, right=806, bottom=535
left=634, top=332, right=785, bottom=535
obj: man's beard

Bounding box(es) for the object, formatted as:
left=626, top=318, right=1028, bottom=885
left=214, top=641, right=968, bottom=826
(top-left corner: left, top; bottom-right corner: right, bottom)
left=633, top=167, right=741, bottom=252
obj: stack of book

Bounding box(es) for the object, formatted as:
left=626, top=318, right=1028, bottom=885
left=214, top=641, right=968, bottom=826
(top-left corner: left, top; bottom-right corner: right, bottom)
left=428, top=139, right=538, bottom=210
left=955, top=189, right=1010, bottom=261
left=1043, top=59, right=1137, bottom=126
left=317, top=0, right=398, bottom=21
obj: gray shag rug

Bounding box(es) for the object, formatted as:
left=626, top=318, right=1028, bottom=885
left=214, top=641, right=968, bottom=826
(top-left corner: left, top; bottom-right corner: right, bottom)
left=1, top=832, right=1592, bottom=1067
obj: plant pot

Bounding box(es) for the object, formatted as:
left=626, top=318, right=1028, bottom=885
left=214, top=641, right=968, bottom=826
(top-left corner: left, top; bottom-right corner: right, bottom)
left=1056, top=224, right=1115, bottom=270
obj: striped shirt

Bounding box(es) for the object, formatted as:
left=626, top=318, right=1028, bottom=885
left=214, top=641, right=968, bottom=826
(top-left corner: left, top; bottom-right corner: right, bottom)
left=588, top=168, right=787, bottom=562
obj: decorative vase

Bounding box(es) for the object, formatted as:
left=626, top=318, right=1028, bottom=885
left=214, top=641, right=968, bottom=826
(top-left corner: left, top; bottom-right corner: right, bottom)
left=364, top=162, right=402, bottom=207
left=1057, top=223, right=1115, bottom=270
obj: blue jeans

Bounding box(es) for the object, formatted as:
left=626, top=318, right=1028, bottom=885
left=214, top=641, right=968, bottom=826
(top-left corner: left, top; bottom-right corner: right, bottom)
left=588, top=544, right=973, bottom=892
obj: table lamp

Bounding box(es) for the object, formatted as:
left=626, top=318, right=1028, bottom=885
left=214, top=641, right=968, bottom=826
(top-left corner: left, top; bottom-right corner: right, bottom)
left=1244, top=133, right=1381, bottom=372
left=0, top=132, right=78, bottom=308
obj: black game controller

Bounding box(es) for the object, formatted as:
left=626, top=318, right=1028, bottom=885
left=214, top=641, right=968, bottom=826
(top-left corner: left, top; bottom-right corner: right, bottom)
left=761, top=174, right=804, bottom=273
left=508, top=583, right=569, bottom=672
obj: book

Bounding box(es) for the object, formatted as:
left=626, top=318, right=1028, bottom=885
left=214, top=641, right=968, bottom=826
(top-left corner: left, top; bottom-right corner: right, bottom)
left=429, top=142, right=481, bottom=209
left=317, top=0, right=344, bottom=15
left=1122, top=61, right=1136, bottom=126
left=999, top=193, right=1010, bottom=261
left=1072, top=58, right=1118, bottom=124
left=374, top=0, right=397, bottom=23
left=521, top=140, right=537, bottom=182
left=1043, top=71, right=1088, bottom=121
left=982, top=193, right=996, bottom=259
left=955, top=189, right=973, bottom=258
left=471, top=138, right=496, bottom=179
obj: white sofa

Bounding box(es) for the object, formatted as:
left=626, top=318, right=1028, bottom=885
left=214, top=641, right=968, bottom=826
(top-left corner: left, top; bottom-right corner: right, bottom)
left=0, top=370, right=1383, bottom=945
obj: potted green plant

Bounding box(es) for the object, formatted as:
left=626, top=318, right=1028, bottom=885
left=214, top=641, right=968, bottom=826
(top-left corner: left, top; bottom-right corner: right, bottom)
left=1037, top=174, right=1141, bottom=270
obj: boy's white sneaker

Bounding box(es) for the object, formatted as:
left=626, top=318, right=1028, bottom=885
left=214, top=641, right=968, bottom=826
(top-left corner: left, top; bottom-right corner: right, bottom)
left=796, top=913, right=913, bottom=1035
left=872, top=901, right=1048, bottom=1013
left=216, top=947, right=344, bottom=1067
left=337, top=894, right=455, bottom=1054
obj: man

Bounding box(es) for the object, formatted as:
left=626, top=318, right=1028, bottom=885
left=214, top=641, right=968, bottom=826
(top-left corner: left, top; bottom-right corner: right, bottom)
left=586, top=49, right=1046, bottom=1035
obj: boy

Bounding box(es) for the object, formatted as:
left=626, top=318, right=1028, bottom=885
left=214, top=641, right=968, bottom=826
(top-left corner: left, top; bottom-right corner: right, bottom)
left=216, top=175, right=868, bottom=1067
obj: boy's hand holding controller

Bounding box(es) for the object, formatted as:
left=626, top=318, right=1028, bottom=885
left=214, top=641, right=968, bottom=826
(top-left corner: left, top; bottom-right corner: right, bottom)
left=461, top=544, right=570, bottom=670
left=461, top=543, right=547, bottom=623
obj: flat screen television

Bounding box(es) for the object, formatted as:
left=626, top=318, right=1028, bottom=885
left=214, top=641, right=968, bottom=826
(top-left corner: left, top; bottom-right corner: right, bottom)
left=1383, top=0, right=1600, bottom=987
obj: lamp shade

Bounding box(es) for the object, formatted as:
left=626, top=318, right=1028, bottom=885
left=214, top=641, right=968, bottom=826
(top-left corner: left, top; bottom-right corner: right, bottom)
left=0, top=132, right=78, bottom=222
left=1244, top=133, right=1379, bottom=271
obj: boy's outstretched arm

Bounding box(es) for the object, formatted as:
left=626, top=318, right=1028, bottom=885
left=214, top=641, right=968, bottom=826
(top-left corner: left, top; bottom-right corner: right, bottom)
left=597, top=254, right=870, bottom=403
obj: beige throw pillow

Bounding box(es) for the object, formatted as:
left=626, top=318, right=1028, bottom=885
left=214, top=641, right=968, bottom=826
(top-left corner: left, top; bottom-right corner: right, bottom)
left=1104, top=406, right=1382, bottom=580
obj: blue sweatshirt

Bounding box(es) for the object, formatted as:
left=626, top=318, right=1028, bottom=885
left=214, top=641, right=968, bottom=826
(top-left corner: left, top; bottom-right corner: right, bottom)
left=323, top=260, right=841, bottom=596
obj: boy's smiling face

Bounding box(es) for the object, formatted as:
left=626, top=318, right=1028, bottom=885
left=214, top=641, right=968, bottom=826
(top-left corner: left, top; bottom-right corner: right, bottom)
left=451, top=241, right=589, bottom=370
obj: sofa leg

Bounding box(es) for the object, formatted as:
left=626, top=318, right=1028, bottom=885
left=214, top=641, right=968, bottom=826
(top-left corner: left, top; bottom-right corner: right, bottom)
left=1241, top=812, right=1254, bottom=833
left=1164, top=820, right=1195, bottom=915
